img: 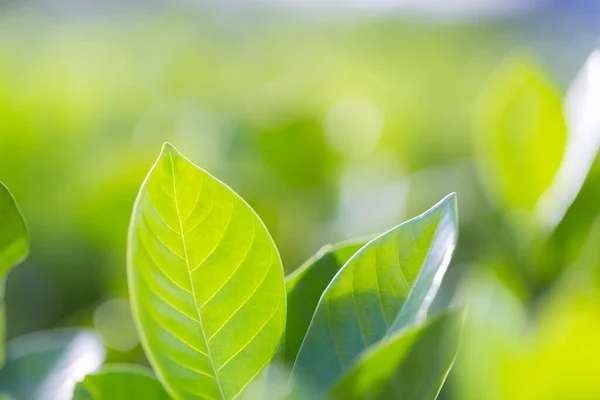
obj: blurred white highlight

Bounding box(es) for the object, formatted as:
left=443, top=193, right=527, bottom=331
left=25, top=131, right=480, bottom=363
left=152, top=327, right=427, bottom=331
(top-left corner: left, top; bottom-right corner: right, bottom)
left=416, top=231, right=455, bottom=324
left=37, top=331, right=105, bottom=400
left=94, top=298, right=139, bottom=352
left=334, top=152, right=408, bottom=239
left=536, top=51, right=600, bottom=231
left=325, top=97, right=384, bottom=158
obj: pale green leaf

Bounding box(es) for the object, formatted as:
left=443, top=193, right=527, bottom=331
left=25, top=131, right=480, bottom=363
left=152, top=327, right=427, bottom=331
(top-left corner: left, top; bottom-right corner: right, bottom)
left=284, top=240, right=365, bottom=366
left=328, top=311, right=462, bottom=400
left=72, top=364, right=170, bottom=400
left=474, top=55, right=567, bottom=221
left=128, top=143, right=286, bottom=400
left=291, top=194, right=458, bottom=392
left=0, top=182, right=28, bottom=366
left=0, top=329, right=105, bottom=400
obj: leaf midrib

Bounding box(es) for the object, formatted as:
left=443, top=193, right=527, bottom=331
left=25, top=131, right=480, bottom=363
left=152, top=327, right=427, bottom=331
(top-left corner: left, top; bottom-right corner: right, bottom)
left=169, top=151, right=226, bottom=400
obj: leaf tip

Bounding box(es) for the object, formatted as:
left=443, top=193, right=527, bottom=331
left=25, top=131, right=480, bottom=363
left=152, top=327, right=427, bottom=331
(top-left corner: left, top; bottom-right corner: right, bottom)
left=160, top=141, right=178, bottom=156
left=441, top=192, right=457, bottom=208
left=439, top=192, right=458, bottom=226
left=158, top=142, right=189, bottom=165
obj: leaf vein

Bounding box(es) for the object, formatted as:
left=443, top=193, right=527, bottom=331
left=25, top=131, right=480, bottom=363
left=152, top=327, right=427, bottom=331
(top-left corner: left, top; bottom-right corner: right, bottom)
left=230, top=354, right=276, bottom=400
left=208, top=248, right=273, bottom=342
left=190, top=199, right=235, bottom=273
left=142, top=210, right=186, bottom=260
left=373, top=243, right=389, bottom=328
left=163, top=352, right=214, bottom=378
left=169, top=151, right=226, bottom=399
left=137, top=234, right=192, bottom=294
left=150, top=284, right=200, bottom=323
left=327, top=294, right=345, bottom=370
left=216, top=291, right=281, bottom=372
left=185, top=185, right=216, bottom=237
left=144, top=304, right=208, bottom=357
left=351, top=263, right=368, bottom=347
left=182, top=174, right=205, bottom=223
left=146, top=198, right=181, bottom=235
left=198, top=220, right=257, bottom=309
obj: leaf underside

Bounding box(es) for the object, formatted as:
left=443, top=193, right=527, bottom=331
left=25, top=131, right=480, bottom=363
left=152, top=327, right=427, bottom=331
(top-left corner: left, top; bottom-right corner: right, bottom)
left=128, top=143, right=286, bottom=400
left=328, top=310, right=462, bottom=400
left=291, top=194, right=458, bottom=392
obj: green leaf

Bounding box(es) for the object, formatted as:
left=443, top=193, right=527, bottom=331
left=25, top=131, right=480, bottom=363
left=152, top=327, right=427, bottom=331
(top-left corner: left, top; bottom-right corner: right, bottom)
left=0, top=182, right=28, bottom=277
left=0, top=182, right=28, bottom=366
left=291, top=194, right=458, bottom=392
left=0, top=329, right=105, bottom=400
left=128, top=143, right=286, bottom=400
left=284, top=240, right=365, bottom=366
left=328, top=311, right=462, bottom=400
left=473, top=55, right=567, bottom=222
left=72, top=364, right=170, bottom=400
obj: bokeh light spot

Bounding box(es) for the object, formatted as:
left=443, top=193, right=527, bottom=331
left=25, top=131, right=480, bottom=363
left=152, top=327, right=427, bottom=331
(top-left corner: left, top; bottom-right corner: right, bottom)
left=93, top=298, right=139, bottom=352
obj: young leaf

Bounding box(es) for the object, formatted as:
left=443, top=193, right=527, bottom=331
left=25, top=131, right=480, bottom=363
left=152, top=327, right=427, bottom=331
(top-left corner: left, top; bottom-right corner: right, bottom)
left=0, top=182, right=28, bottom=365
left=473, top=55, right=566, bottom=224
left=284, top=240, right=365, bottom=366
left=72, top=364, right=170, bottom=400
left=0, top=329, right=105, bottom=400
left=328, top=311, right=461, bottom=400
left=128, top=143, right=286, bottom=400
left=291, top=194, right=458, bottom=392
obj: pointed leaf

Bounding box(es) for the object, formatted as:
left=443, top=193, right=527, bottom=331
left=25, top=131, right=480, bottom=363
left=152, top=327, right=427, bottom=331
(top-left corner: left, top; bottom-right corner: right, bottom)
left=291, top=194, right=458, bottom=392
left=0, top=182, right=28, bottom=277
left=284, top=240, right=365, bottom=366
left=0, top=182, right=28, bottom=365
left=474, top=55, right=567, bottom=223
left=72, top=364, right=170, bottom=400
left=328, top=311, right=462, bottom=400
left=128, top=143, right=286, bottom=400
left=0, top=329, right=105, bottom=400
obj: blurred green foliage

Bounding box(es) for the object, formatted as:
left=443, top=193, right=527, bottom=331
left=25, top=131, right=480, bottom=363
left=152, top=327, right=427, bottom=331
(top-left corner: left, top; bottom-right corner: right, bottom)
left=2, top=4, right=600, bottom=399
left=0, top=10, right=510, bottom=343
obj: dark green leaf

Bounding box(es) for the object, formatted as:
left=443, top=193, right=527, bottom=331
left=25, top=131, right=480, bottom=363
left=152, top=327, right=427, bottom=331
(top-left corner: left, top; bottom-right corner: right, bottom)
left=328, top=311, right=462, bottom=400
left=0, top=182, right=28, bottom=366
left=284, top=240, right=365, bottom=366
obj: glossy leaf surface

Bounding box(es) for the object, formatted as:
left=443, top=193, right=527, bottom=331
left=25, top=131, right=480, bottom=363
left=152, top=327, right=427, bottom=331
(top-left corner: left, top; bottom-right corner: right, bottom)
left=291, top=194, right=458, bottom=391
left=328, top=311, right=461, bottom=400
left=128, top=143, right=286, bottom=400
left=0, top=182, right=28, bottom=365
left=0, top=329, right=105, bottom=400
left=72, top=364, right=170, bottom=400
left=284, top=240, right=365, bottom=366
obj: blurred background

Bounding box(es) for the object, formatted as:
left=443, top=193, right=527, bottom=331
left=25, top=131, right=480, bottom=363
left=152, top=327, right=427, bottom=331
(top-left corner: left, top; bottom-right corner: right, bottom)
left=2, top=0, right=600, bottom=398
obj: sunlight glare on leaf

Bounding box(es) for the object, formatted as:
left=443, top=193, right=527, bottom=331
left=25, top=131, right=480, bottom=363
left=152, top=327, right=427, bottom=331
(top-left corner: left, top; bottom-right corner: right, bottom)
left=536, top=50, right=600, bottom=231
